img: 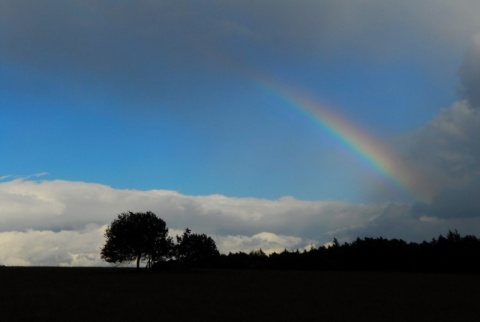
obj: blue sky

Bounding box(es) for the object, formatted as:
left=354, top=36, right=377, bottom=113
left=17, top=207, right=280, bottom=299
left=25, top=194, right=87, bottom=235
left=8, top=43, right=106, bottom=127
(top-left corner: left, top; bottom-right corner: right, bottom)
left=2, top=1, right=480, bottom=265
left=1, top=0, right=468, bottom=201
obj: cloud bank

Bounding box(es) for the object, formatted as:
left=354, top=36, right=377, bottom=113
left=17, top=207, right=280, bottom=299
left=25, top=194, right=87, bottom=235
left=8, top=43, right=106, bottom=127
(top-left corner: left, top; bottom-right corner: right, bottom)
left=1, top=178, right=479, bottom=266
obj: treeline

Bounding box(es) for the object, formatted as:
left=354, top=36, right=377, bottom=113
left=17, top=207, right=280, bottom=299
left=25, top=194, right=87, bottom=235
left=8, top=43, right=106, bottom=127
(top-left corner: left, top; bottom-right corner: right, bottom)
left=215, top=230, right=480, bottom=273
left=101, top=212, right=480, bottom=273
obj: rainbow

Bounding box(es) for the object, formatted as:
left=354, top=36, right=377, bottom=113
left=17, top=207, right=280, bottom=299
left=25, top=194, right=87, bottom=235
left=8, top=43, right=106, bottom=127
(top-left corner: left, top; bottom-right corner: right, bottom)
left=255, top=76, right=433, bottom=203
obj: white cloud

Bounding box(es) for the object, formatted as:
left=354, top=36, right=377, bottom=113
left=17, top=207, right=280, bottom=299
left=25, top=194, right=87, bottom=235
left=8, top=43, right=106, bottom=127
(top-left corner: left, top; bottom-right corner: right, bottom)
left=0, top=225, right=106, bottom=267
left=0, top=178, right=385, bottom=237
left=214, top=232, right=306, bottom=255
left=0, top=178, right=385, bottom=265
left=1, top=178, right=479, bottom=266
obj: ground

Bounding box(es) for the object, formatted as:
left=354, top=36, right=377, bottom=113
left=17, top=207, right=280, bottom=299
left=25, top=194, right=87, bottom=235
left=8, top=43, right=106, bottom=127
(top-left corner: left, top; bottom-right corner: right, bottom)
left=1, top=267, right=479, bottom=321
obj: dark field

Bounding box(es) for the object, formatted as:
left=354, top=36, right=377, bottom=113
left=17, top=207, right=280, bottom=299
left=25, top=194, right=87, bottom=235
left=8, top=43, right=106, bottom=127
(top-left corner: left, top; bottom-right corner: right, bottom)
left=1, top=267, right=479, bottom=321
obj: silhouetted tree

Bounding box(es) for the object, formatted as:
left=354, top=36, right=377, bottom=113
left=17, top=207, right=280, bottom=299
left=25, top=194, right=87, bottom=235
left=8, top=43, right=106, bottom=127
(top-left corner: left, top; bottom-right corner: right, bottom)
left=175, top=228, right=220, bottom=267
left=101, top=211, right=172, bottom=270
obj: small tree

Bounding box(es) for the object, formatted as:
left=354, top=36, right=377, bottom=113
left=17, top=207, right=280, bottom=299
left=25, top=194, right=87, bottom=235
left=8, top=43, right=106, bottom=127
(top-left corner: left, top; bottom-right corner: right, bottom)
left=175, top=228, right=220, bottom=267
left=101, top=211, right=172, bottom=270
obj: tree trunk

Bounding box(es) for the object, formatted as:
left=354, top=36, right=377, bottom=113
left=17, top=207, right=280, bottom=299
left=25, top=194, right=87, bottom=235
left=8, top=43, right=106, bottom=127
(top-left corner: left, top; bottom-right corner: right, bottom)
left=136, top=255, right=141, bottom=271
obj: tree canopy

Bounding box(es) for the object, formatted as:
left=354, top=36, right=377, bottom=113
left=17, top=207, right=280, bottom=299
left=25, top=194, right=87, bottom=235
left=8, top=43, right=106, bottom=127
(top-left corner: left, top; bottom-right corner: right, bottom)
left=101, top=211, right=172, bottom=269
left=175, top=228, right=220, bottom=267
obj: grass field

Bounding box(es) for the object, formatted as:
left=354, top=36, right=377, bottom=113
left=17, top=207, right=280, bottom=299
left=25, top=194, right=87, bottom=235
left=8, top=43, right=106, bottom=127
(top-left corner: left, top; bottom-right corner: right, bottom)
left=1, top=267, right=479, bottom=321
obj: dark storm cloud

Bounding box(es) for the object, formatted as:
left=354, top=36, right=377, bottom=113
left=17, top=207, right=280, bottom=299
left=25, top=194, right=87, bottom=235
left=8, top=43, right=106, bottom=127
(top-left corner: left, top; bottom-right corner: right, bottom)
left=2, top=1, right=480, bottom=85
left=425, top=180, right=480, bottom=218
left=0, top=1, right=216, bottom=104
left=405, top=107, right=480, bottom=219
left=400, top=33, right=480, bottom=219
left=405, top=102, right=480, bottom=185
left=0, top=1, right=200, bottom=71
left=459, top=34, right=480, bottom=108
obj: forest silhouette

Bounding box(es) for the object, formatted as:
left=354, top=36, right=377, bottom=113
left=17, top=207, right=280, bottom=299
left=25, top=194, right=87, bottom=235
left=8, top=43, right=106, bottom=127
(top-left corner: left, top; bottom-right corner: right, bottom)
left=100, top=212, right=480, bottom=273
left=216, top=230, right=480, bottom=273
